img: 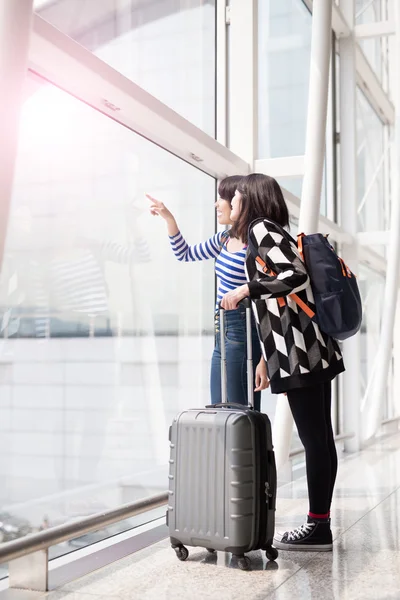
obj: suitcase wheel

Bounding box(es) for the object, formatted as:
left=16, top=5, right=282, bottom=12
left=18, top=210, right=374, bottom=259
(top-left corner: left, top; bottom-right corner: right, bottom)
left=234, top=555, right=251, bottom=571
left=174, top=545, right=189, bottom=561
left=206, top=548, right=215, bottom=554
left=265, top=546, right=279, bottom=561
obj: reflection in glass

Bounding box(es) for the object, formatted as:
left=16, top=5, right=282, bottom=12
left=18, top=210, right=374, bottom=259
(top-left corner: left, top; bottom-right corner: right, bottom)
left=0, top=78, right=215, bottom=560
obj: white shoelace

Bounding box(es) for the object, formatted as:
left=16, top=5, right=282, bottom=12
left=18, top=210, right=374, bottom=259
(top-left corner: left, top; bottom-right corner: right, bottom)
left=286, top=522, right=315, bottom=542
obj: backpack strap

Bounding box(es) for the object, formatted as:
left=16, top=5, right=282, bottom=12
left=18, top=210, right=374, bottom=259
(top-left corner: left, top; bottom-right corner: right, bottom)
left=219, top=231, right=230, bottom=250
left=338, top=257, right=354, bottom=278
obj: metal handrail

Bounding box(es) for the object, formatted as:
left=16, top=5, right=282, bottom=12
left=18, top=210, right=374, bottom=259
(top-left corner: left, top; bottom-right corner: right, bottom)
left=0, top=431, right=358, bottom=562
left=0, top=492, right=168, bottom=564
left=289, top=432, right=355, bottom=459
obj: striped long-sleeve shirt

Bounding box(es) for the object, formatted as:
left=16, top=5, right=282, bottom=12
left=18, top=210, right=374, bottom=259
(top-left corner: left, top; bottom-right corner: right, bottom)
left=169, top=230, right=248, bottom=307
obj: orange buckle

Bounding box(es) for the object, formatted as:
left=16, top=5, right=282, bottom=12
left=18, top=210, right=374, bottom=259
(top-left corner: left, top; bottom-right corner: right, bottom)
left=278, top=297, right=286, bottom=308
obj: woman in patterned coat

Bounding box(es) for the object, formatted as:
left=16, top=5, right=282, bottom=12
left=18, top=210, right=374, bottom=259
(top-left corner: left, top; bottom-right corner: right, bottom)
left=221, top=173, right=345, bottom=553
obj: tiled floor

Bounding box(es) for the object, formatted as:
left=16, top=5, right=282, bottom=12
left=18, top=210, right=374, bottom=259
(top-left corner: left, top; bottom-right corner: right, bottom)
left=11, top=433, right=400, bottom=600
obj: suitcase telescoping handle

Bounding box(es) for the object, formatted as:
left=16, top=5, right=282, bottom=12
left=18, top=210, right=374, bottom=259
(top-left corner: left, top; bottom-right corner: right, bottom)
left=212, top=402, right=251, bottom=410
left=220, top=297, right=254, bottom=409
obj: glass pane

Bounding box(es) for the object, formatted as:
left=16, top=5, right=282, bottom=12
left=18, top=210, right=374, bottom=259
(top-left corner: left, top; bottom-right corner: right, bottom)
left=356, top=0, right=386, bottom=23
left=277, top=177, right=303, bottom=200
left=34, top=0, right=216, bottom=136
left=0, top=76, right=215, bottom=561
left=358, top=265, right=385, bottom=427
left=276, top=162, right=327, bottom=218
left=258, top=0, right=312, bottom=158
left=356, top=89, right=388, bottom=251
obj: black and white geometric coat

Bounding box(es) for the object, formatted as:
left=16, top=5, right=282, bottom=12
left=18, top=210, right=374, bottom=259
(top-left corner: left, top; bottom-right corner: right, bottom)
left=246, top=220, right=345, bottom=394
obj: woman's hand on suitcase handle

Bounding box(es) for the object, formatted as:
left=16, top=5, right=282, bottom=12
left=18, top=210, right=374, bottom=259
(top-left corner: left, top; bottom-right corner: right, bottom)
left=221, top=284, right=250, bottom=310
left=255, top=357, right=270, bottom=392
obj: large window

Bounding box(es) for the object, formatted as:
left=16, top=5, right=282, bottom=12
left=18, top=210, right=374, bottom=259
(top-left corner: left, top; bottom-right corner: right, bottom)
left=34, top=0, right=216, bottom=136
left=0, top=77, right=215, bottom=554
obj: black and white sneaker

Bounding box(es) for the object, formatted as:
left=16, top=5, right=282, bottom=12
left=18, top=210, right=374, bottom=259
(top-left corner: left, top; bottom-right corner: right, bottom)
left=273, top=519, right=333, bottom=552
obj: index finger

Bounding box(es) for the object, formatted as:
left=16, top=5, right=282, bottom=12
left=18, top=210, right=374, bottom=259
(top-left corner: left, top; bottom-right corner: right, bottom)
left=145, top=194, right=159, bottom=203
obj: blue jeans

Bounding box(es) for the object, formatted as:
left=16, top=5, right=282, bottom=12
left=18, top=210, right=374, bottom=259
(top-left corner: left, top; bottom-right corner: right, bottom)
left=210, top=306, right=262, bottom=412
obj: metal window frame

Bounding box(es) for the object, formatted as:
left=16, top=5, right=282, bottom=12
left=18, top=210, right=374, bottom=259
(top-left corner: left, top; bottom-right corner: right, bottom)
left=302, top=0, right=395, bottom=124
left=0, top=0, right=35, bottom=269
left=28, top=15, right=250, bottom=180
left=228, top=0, right=258, bottom=164
left=355, top=20, right=396, bottom=38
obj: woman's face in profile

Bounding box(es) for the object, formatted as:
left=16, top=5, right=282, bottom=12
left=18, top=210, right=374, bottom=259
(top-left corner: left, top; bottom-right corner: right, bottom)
left=215, top=198, right=233, bottom=225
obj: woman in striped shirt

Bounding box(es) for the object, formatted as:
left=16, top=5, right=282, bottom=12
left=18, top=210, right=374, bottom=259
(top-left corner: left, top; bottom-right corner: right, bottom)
left=147, top=176, right=269, bottom=411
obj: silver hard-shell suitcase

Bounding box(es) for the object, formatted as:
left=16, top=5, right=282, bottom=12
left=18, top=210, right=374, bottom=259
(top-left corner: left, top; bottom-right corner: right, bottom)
left=167, top=299, right=278, bottom=570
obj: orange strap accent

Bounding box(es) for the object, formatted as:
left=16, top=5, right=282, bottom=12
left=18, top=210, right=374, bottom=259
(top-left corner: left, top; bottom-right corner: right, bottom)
left=338, top=257, right=354, bottom=278
left=256, top=256, right=268, bottom=273
left=256, top=256, right=286, bottom=308
left=338, top=258, right=347, bottom=277
left=289, top=294, right=315, bottom=319
left=254, top=253, right=315, bottom=318
left=256, top=255, right=279, bottom=277
left=344, top=263, right=352, bottom=278
left=297, top=233, right=305, bottom=261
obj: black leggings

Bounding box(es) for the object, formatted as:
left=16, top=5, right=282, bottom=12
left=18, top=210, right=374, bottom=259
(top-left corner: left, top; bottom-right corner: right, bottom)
left=287, top=381, right=337, bottom=516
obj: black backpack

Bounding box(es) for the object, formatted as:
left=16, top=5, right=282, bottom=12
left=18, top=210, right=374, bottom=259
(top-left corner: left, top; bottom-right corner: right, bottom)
left=248, top=220, right=362, bottom=341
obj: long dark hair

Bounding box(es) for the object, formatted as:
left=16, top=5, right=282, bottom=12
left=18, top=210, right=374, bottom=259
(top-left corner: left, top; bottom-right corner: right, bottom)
left=218, top=175, right=243, bottom=203
left=234, top=173, right=289, bottom=243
